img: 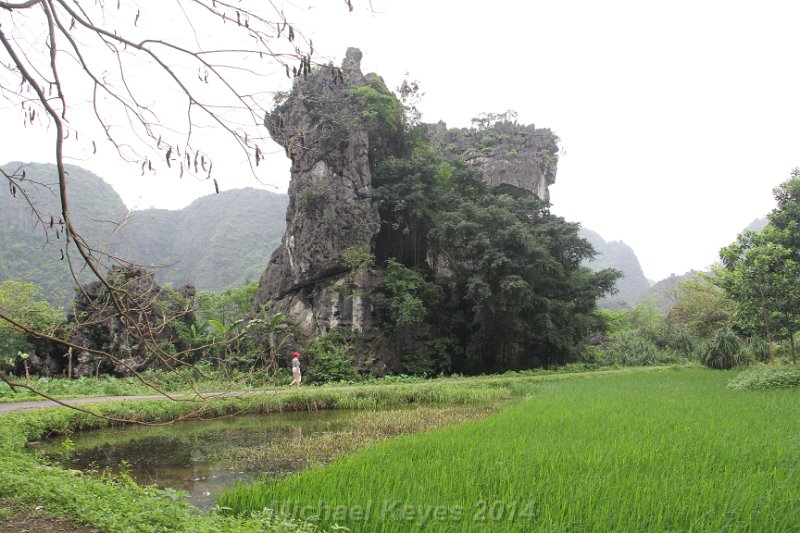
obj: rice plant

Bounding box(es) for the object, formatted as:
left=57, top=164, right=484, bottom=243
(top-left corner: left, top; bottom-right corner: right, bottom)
left=220, top=370, right=800, bottom=532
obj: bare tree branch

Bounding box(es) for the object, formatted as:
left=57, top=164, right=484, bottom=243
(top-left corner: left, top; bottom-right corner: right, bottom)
left=0, top=0, right=357, bottom=421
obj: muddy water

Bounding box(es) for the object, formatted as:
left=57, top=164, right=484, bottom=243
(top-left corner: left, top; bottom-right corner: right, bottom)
left=34, top=410, right=354, bottom=508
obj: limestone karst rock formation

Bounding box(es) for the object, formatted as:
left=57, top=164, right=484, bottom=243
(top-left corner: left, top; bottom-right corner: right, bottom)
left=254, top=49, right=562, bottom=370
left=427, top=117, right=560, bottom=200
left=69, top=267, right=195, bottom=376
left=254, top=48, right=382, bottom=338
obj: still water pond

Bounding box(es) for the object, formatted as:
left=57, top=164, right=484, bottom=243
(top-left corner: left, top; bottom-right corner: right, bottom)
left=34, top=410, right=355, bottom=508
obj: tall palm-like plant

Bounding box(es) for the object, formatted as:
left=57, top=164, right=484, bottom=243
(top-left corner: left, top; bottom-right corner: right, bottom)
left=247, top=307, right=293, bottom=373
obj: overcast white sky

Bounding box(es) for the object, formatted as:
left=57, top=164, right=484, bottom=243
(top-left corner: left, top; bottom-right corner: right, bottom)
left=2, top=0, right=799, bottom=281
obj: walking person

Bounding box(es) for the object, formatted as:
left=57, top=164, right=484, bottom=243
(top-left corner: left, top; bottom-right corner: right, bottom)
left=289, top=351, right=302, bottom=391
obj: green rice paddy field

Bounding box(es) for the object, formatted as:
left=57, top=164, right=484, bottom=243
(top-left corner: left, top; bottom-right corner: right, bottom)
left=220, top=369, right=800, bottom=532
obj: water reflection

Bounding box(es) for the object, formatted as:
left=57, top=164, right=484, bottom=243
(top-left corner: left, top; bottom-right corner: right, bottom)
left=35, top=410, right=350, bottom=508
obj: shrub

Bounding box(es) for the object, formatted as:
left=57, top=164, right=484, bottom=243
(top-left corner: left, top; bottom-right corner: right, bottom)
left=746, top=336, right=772, bottom=363
left=303, top=328, right=360, bottom=384
left=401, top=338, right=454, bottom=377
left=342, top=245, right=375, bottom=273
left=701, top=327, right=745, bottom=369
left=656, top=325, right=697, bottom=359
left=604, top=330, right=686, bottom=366
left=728, top=364, right=800, bottom=390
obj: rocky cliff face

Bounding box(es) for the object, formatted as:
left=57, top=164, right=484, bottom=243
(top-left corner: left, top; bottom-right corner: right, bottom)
left=254, top=48, right=382, bottom=338
left=428, top=119, right=560, bottom=200
left=69, top=267, right=194, bottom=376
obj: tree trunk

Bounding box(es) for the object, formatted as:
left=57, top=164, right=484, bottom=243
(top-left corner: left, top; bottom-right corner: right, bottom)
left=790, top=330, right=797, bottom=364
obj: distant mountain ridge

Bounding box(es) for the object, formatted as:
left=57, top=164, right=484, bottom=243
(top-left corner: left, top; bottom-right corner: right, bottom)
left=743, top=217, right=768, bottom=233
left=1, top=162, right=287, bottom=305
left=579, top=228, right=651, bottom=310
left=6, top=162, right=749, bottom=314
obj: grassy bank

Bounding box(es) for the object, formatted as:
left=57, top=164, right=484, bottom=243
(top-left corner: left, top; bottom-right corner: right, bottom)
left=0, top=369, right=263, bottom=403
left=0, top=362, right=624, bottom=403
left=220, top=369, right=800, bottom=532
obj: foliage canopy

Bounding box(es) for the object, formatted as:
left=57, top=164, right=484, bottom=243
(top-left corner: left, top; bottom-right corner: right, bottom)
left=715, top=169, right=800, bottom=363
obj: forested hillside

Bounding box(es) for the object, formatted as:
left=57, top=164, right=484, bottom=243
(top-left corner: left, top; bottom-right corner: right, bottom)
left=117, top=188, right=287, bottom=291
left=1, top=162, right=287, bottom=305
left=0, top=162, right=129, bottom=305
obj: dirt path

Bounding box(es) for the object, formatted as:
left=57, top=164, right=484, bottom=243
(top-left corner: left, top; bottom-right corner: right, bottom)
left=0, top=367, right=647, bottom=417
left=0, top=390, right=278, bottom=416
left=0, top=500, right=96, bottom=533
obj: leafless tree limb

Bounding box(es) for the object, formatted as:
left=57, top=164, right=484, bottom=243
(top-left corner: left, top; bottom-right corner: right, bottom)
left=0, top=0, right=357, bottom=421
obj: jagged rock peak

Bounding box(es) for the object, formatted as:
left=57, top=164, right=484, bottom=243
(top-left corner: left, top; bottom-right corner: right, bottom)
left=255, top=48, right=381, bottom=336
left=342, top=47, right=364, bottom=83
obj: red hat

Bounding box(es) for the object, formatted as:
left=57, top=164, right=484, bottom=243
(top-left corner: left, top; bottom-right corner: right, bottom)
left=292, top=352, right=300, bottom=357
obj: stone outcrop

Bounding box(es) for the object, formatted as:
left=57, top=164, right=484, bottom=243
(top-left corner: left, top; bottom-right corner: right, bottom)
left=254, top=49, right=561, bottom=374
left=428, top=119, right=559, bottom=200
left=254, top=48, right=382, bottom=337
left=69, top=267, right=194, bottom=376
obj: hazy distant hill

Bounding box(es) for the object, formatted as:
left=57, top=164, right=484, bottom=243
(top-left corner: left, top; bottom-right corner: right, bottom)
left=639, top=271, right=700, bottom=314
left=743, top=217, right=768, bottom=233
left=1, top=162, right=287, bottom=305
left=579, top=228, right=651, bottom=310
left=118, top=188, right=287, bottom=291
left=1, top=162, right=130, bottom=305
left=634, top=218, right=769, bottom=314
